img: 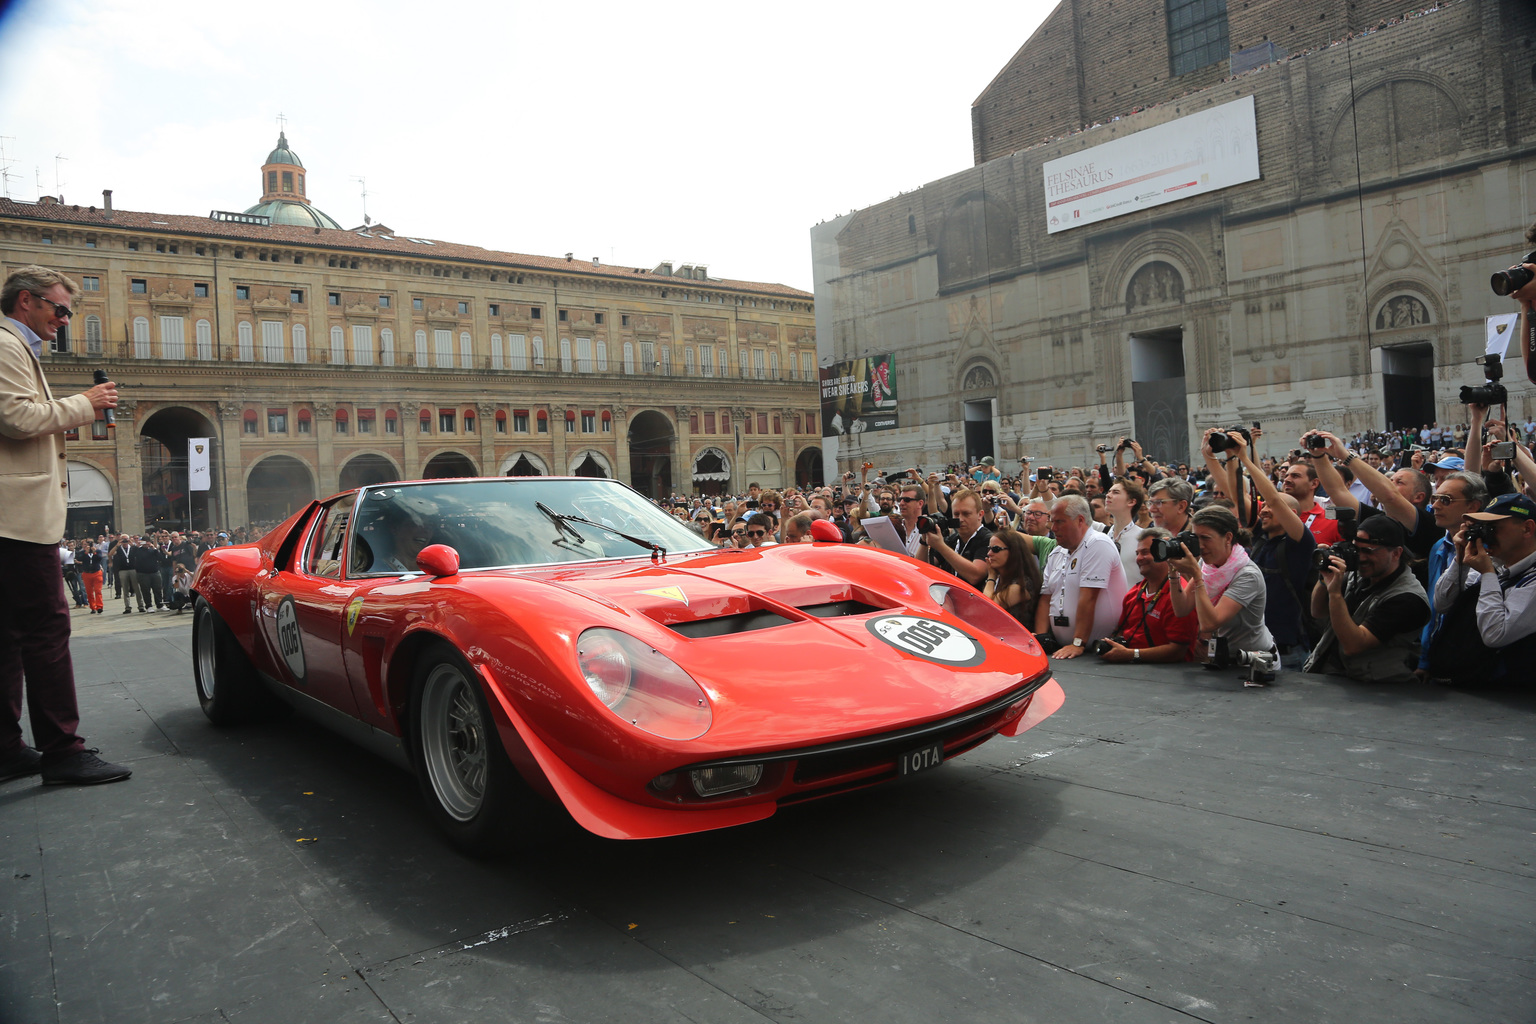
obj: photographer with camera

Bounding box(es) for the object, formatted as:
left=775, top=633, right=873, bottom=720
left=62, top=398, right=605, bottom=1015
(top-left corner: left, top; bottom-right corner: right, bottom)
left=924, top=488, right=992, bottom=587
left=1034, top=495, right=1129, bottom=658
left=1218, top=428, right=1318, bottom=669
left=1489, top=228, right=1536, bottom=386
left=1303, top=515, right=1429, bottom=683
left=1166, top=505, right=1274, bottom=662
left=1304, top=431, right=1443, bottom=567
left=1416, top=470, right=1489, bottom=679
left=1095, top=529, right=1200, bottom=664
left=1427, top=493, right=1536, bottom=683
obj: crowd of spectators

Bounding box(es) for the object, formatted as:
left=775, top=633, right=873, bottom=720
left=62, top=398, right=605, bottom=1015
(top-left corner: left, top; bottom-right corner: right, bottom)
left=59, top=528, right=233, bottom=616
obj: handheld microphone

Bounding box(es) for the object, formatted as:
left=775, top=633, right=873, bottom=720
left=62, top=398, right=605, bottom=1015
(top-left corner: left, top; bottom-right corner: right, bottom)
left=93, top=369, right=114, bottom=425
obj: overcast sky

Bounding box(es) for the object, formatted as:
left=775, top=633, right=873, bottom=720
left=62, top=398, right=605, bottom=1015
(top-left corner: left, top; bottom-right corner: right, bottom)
left=0, top=0, right=1053, bottom=291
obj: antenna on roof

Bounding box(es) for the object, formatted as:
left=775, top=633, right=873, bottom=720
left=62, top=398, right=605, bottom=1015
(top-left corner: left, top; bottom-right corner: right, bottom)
left=352, top=175, right=369, bottom=225
left=0, top=137, right=15, bottom=199
left=54, top=154, right=67, bottom=198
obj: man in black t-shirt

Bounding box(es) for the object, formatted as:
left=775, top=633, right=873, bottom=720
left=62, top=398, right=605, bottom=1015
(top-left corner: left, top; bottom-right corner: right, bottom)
left=925, top=489, right=992, bottom=587
left=1304, top=516, right=1430, bottom=682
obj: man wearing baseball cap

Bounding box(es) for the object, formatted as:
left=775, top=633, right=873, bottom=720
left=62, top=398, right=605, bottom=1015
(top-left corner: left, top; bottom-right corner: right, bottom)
left=1423, top=455, right=1466, bottom=486
left=1427, top=493, right=1536, bottom=681
left=1304, top=515, right=1430, bottom=683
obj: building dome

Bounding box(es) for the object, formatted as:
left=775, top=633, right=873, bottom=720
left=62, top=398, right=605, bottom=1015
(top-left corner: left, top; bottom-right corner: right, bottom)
left=243, top=199, right=343, bottom=229
left=244, top=130, right=341, bottom=229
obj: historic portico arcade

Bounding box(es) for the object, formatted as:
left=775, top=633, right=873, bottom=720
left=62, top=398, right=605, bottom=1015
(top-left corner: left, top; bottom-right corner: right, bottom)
left=1, top=133, right=821, bottom=536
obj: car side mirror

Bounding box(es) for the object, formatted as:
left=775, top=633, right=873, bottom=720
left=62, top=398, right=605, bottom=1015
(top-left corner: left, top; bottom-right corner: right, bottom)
left=416, top=544, right=460, bottom=578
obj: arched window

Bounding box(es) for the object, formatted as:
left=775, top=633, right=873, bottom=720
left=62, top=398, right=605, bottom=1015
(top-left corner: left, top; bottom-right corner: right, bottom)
left=84, top=315, right=103, bottom=355
left=419, top=408, right=432, bottom=433
left=330, top=325, right=345, bottom=364
left=559, top=338, right=572, bottom=372
left=132, top=317, right=150, bottom=358
left=297, top=407, right=312, bottom=434
left=334, top=407, right=349, bottom=434
left=459, top=331, right=473, bottom=368
left=531, top=335, right=545, bottom=368
left=623, top=341, right=635, bottom=374
left=595, top=340, right=608, bottom=372
left=243, top=409, right=258, bottom=434
left=384, top=409, right=398, bottom=434
left=380, top=327, right=395, bottom=366
left=292, top=322, right=307, bottom=363
left=414, top=329, right=429, bottom=366
left=352, top=325, right=373, bottom=366
left=194, top=319, right=212, bottom=360
left=463, top=408, right=476, bottom=433
left=509, top=333, right=527, bottom=370
left=238, top=321, right=254, bottom=361
left=601, top=410, right=613, bottom=432
left=495, top=409, right=507, bottom=433
left=491, top=333, right=503, bottom=370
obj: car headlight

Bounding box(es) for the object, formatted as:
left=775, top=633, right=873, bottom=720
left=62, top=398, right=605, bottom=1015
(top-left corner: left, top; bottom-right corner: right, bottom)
left=575, top=628, right=712, bottom=740
left=929, top=582, right=1041, bottom=655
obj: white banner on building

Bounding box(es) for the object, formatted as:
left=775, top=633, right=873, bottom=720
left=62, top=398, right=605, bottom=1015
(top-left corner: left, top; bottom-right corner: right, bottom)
left=1485, top=312, right=1519, bottom=359
left=188, top=438, right=211, bottom=492
left=1043, top=95, right=1260, bottom=234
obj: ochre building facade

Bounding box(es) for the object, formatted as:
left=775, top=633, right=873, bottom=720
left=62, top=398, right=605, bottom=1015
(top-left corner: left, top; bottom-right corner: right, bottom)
left=1, top=136, right=819, bottom=537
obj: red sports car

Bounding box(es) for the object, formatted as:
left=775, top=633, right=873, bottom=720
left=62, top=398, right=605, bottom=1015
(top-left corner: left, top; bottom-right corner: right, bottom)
left=190, top=477, right=1063, bottom=853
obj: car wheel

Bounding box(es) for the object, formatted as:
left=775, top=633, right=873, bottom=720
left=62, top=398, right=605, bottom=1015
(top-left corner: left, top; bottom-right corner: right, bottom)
left=410, top=643, right=537, bottom=856
left=193, top=596, right=285, bottom=725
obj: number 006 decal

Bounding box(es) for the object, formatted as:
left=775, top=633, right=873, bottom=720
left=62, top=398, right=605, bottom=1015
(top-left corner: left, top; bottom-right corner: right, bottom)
left=866, top=616, right=985, bottom=666
left=276, top=595, right=307, bottom=683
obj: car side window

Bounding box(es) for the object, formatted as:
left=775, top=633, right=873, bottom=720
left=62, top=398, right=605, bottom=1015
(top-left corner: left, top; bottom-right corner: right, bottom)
left=307, top=495, right=357, bottom=578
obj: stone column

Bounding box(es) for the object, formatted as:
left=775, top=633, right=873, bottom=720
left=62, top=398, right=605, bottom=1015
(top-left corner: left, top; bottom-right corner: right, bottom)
left=730, top=406, right=748, bottom=494
left=674, top=406, right=692, bottom=498
left=401, top=401, right=421, bottom=478
left=313, top=401, right=336, bottom=496
left=216, top=400, right=246, bottom=528
left=550, top=403, right=568, bottom=474
left=612, top=406, right=630, bottom=485
left=113, top=399, right=145, bottom=534
left=782, top=407, right=797, bottom=490
left=477, top=402, right=497, bottom=476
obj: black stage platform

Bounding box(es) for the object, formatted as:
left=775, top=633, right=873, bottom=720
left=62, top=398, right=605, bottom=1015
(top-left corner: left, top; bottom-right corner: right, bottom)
left=3, top=622, right=1532, bottom=1023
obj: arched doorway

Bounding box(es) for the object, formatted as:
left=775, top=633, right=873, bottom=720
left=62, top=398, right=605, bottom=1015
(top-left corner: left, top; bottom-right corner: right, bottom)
left=338, top=453, right=402, bottom=490
left=66, top=461, right=115, bottom=539
left=422, top=451, right=479, bottom=479
left=628, top=410, right=674, bottom=498
left=690, top=446, right=731, bottom=497
left=743, top=446, right=784, bottom=490
left=795, top=447, right=824, bottom=489
left=503, top=453, right=546, bottom=477
left=140, top=405, right=221, bottom=531
left=246, top=455, right=315, bottom=526
left=572, top=455, right=607, bottom=478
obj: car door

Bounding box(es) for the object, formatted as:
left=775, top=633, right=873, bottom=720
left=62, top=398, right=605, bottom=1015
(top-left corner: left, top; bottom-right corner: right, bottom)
left=255, top=493, right=361, bottom=717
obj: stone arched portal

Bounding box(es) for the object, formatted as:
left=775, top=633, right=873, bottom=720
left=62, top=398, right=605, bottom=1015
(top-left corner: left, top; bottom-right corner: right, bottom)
left=627, top=410, right=674, bottom=498
left=245, top=454, right=315, bottom=527
left=339, top=452, right=402, bottom=491
left=139, top=405, right=220, bottom=532
left=422, top=451, right=479, bottom=479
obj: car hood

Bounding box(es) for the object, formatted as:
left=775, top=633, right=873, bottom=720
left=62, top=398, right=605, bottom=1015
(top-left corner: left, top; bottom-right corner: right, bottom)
left=501, top=545, right=1039, bottom=753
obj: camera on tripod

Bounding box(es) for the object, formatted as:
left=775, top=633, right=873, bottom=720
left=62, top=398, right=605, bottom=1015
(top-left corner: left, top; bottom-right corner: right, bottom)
left=1460, top=354, right=1508, bottom=407
left=1206, top=636, right=1278, bottom=684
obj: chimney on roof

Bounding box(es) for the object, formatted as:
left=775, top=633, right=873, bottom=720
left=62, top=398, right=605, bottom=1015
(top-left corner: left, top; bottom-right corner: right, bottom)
left=39, top=195, right=57, bottom=206
left=565, top=252, right=573, bottom=261
left=592, top=256, right=599, bottom=266
left=102, top=189, right=113, bottom=219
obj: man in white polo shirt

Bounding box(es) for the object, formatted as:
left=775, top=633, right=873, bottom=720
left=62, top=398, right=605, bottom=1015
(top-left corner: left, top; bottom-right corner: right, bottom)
left=1035, top=494, right=1129, bottom=658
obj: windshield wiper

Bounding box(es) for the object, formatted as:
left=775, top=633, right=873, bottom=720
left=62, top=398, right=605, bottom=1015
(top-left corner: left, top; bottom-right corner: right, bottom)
left=538, top=505, right=666, bottom=561
left=536, top=501, right=588, bottom=545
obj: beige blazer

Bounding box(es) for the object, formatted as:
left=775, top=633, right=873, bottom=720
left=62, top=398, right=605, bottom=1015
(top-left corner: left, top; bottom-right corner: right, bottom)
left=0, top=319, right=96, bottom=544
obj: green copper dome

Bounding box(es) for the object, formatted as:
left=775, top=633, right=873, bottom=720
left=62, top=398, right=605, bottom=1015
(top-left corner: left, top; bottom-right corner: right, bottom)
left=265, top=132, right=303, bottom=168
left=242, top=198, right=342, bottom=229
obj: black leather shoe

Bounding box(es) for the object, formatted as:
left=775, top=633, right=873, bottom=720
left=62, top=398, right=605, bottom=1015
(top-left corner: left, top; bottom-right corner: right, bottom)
left=41, top=749, right=132, bottom=786
left=0, top=747, right=42, bottom=782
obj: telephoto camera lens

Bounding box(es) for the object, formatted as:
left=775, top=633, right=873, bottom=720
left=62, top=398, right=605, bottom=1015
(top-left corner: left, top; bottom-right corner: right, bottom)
left=1490, top=251, right=1536, bottom=296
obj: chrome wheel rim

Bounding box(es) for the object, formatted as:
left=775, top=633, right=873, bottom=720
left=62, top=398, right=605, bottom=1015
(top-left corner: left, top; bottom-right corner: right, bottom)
left=420, top=663, right=487, bottom=822
left=194, top=604, right=217, bottom=700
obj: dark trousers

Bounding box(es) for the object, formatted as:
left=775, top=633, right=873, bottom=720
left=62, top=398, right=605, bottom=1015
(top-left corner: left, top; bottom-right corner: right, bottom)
left=0, top=538, right=85, bottom=758
left=135, top=569, right=163, bottom=609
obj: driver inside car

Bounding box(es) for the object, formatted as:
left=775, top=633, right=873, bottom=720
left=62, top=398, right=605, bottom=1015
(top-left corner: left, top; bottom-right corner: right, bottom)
left=353, top=492, right=439, bottom=574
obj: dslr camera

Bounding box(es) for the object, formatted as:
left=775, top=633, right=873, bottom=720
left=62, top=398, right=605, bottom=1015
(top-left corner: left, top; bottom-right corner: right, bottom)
left=1116, top=438, right=1136, bottom=452
left=1207, top=426, right=1252, bottom=453
left=1489, top=250, right=1536, bottom=297
left=1303, top=432, right=1330, bottom=451
left=1091, top=635, right=1127, bottom=656
left=1460, top=354, right=1508, bottom=407
left=1465, top=519, right=1499, bottom=548
left=1149, top=530, right=1200, bottom=561
left=1312, top=506, right=1359, bottom=573
left=917, top=515, right=959, bottom=535
left=1206, top=636, right=1279, bottom=684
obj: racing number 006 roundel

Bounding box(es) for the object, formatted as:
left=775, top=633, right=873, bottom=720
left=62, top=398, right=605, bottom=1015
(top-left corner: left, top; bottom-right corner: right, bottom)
left=866, top=615, right=986, bottom=666
left=276, top=595, right=307, bottom=683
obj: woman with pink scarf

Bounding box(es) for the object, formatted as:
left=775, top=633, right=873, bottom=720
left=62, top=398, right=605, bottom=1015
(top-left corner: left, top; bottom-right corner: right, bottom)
left=1167, top=506, right=1276, bottom=661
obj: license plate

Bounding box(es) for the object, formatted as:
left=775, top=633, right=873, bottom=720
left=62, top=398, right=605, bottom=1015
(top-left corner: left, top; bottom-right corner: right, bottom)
left=898, top=741, right=945, bottom=776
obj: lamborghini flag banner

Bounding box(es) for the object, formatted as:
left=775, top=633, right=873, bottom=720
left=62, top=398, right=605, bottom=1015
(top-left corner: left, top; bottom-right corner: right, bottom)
left=189, top=438, right=211, bottom=492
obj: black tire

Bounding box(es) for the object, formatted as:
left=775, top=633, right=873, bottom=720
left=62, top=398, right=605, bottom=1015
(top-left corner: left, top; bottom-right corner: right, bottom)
left=193, top=596, right=286, bottom=725
left=409, top=642, right=541, bottom=856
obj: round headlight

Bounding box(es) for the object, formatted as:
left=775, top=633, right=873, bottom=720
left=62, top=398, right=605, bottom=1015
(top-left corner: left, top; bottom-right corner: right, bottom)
left=576, top=630, right=631, bottom=707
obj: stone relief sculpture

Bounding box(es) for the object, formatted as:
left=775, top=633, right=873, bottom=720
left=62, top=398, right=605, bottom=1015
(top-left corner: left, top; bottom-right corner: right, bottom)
left=1375, top=295, right=1430, bottom=330
left=1126, top=262, right=1185, bottom=313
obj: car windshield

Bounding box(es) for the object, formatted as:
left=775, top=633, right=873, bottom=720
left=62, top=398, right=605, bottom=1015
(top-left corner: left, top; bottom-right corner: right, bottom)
left=347, top=478, right=713, bottom=575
